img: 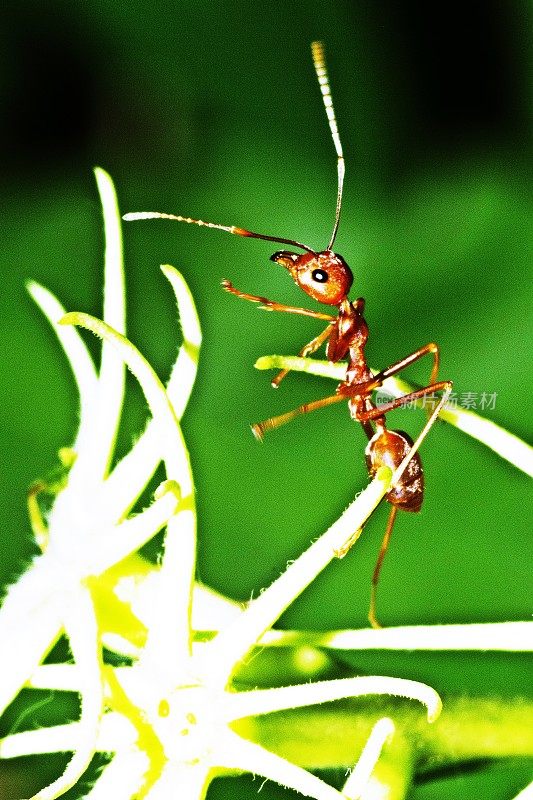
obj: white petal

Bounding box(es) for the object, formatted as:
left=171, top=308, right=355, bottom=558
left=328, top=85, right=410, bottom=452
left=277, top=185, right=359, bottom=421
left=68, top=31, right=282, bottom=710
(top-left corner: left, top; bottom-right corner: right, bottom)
left=101, top=266, right=201, bottom=521
left=205, top=471, right=391, bottom=686
left=26, top=281, right=98, bottom=452
left=61, top=313, right=196, bottom=671
left=215, top=730, right=344, bottom=800
left=28, top=664, right=80, bottom=692
left=85, top=480, right=181, bottom=575
left=342, top=717, right=395, bottom=799
left=91, top=167, right=126, bottom=480
left=224, top=676, right=441, bottom=723
left=0, top=713, right=134, bottom=758
left=0, top=559, right=63, bottom=715
left=262, top=622, right=533, bottom=652
left=0, top=724, right=81, bottom=758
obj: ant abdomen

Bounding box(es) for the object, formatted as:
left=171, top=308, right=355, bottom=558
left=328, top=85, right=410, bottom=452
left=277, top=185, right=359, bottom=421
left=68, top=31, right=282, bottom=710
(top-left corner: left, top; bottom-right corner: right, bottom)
left=365, top=429, right=424, bottom=513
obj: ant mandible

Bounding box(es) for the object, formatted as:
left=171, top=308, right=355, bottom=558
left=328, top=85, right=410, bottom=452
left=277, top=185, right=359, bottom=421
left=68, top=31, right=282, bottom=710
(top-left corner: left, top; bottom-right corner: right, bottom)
left=124, top=41, right=452, bottom=628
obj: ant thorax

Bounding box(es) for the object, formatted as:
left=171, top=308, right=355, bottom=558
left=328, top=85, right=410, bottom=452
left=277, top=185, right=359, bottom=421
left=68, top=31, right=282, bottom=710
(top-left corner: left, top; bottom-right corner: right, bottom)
left=331, top=306, right=372, bottom=385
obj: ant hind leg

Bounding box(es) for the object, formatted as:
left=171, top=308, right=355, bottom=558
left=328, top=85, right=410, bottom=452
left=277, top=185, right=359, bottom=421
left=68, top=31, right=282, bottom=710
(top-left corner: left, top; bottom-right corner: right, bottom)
left=368, top=505, right=399, bottom=629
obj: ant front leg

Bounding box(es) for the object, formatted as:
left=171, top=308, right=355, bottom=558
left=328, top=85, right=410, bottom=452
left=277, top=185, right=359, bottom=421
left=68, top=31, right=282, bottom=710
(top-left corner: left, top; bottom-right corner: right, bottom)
left=271, top=323, right=335, bottom=388
left=222, top=280, right=335, bottom=321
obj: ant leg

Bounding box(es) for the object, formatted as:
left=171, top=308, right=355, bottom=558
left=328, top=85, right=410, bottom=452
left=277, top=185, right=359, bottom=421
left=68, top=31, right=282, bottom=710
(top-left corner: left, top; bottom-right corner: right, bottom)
left=375, top=342, right=439, bottom=387
left=251, top=392, right=346, bottom=440
left=222, top=280, right=335, bottom=321
left=271, top=323, right=334, bottom=388
left=355, top=343, right=440, bottom=399
left=378, top=342, right=439, bottom=421
left=357, top=381, right=452, bottom=422
left=368, top=505, right=398, bottom=629
left=367, top=386, right=451, bottom=627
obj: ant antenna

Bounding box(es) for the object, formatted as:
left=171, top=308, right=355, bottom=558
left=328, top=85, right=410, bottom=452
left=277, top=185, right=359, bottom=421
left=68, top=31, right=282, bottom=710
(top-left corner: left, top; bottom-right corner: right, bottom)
left=122, top=213, right=317, bottom=254
left=311, top=41, right=345, bottom=251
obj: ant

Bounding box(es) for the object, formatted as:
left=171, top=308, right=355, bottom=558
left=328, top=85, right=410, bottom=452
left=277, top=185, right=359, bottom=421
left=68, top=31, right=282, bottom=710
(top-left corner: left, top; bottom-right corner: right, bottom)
left=124, top=41, right=452, bottom=628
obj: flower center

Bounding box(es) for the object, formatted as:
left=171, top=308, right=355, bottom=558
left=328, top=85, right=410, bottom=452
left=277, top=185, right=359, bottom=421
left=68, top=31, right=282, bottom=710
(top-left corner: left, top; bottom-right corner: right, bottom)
left=151, top=685, right=221, bottom=764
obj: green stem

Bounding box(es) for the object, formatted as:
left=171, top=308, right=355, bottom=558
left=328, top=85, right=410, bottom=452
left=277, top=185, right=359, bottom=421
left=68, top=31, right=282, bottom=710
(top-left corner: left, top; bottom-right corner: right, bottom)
left=236, top=695, right=533, bottom=771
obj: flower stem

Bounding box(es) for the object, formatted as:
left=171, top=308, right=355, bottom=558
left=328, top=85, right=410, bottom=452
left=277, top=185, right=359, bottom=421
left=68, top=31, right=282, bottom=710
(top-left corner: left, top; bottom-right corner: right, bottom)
left=239, top=695, right=533, bottom=771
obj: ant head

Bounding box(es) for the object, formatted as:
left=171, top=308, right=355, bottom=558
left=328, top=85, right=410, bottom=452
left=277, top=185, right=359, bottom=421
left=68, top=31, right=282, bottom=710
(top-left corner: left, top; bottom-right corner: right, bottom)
left=270, top=249, right=353, bottom=306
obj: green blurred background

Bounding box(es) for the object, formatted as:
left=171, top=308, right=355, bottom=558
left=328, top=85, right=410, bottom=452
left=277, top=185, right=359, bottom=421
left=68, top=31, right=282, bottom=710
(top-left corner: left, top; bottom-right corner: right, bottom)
left=0, top=1, right=531, bottom=797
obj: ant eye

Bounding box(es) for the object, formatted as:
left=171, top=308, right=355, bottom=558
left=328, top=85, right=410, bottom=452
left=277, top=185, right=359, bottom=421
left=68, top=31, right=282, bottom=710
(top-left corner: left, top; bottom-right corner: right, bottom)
left=311, top=268, right=328, bottom=283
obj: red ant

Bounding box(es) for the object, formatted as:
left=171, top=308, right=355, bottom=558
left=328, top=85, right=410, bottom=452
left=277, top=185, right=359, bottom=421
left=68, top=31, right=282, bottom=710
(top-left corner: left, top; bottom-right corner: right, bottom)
left=124, top=41, right=452, bottom=628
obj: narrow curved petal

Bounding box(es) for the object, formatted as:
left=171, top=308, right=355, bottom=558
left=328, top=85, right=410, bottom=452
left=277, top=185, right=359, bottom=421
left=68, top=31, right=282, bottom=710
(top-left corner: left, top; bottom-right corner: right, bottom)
left=215, top=730, right=345, bottom=800
left=0, top=725, right=80, bottom=758
left=224, top=676, right=441, bottom=724
left=85, top=481, right=181, bottom=576
left=0, top=560, right=63, bottom=715
left=91, top=167, right=126, bottom=480
left=0, top=604, right=61, bottom=716
left=160, top=265, right=202, bottom=419
left=0, top=713, right=134, bottom=759
left=26, top=281, right=98, bottom=452
left=255, top=354, right=345, bottom=380
left=101, top=266, right=201, bottom=521
left=82, top=751, right=150, bottom=799
left=60, top=313, right=196, bottom=672
left=59, top=314, right=193, bottom=509
left=96, top=167, right=126, bottom=335
left=439, top=404, right=533, bottom=478
left=205, top=470, right=391, bottom=687
left=28, top=664, right=80, bottom=692
left=342, top=717, right=395, bottom=799
left=260, top=621, right=533, bottom=652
